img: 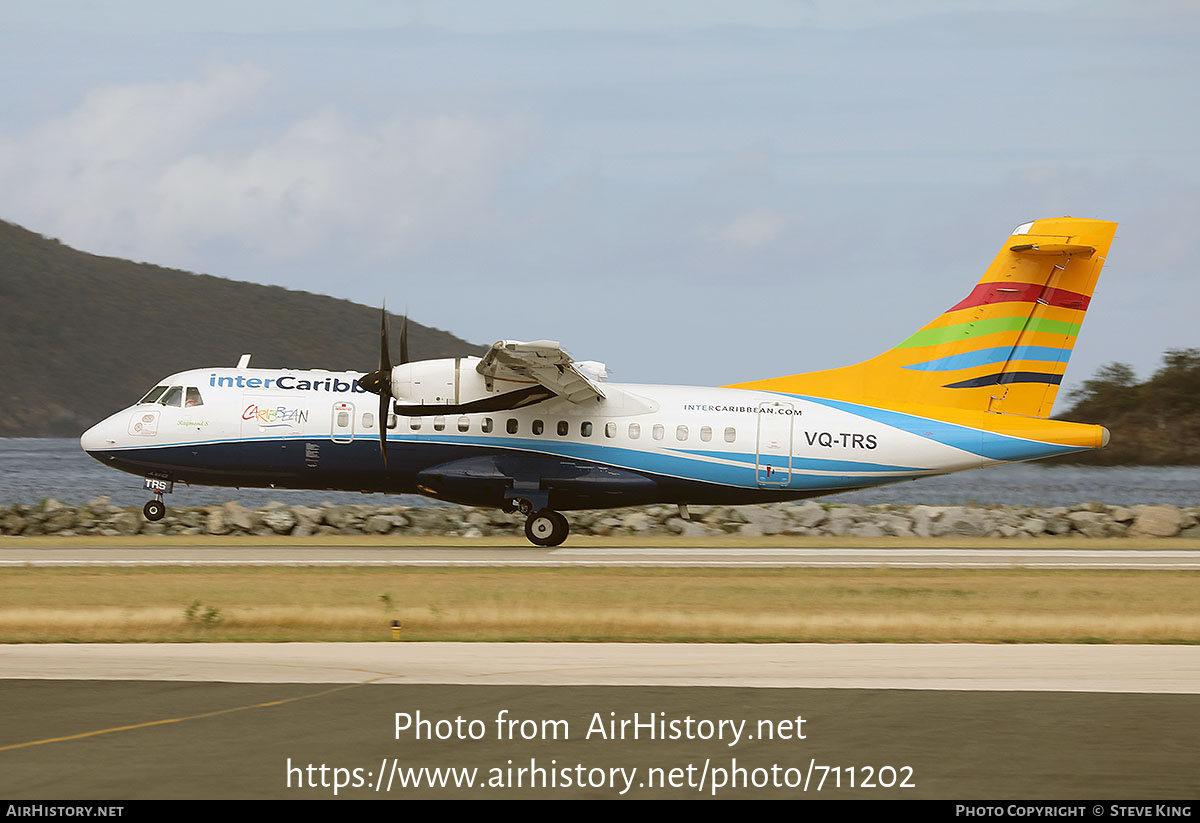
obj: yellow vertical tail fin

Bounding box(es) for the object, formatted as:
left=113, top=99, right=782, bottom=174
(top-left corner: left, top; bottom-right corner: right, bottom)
left=727, top=217, right=1117, bottom=418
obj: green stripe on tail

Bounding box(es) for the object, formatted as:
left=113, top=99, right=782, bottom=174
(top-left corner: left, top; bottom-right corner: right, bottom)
left=895, top=316, right=1081, bottom=349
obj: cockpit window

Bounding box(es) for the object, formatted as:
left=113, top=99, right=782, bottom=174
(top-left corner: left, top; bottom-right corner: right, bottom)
left=139, top=386, right=168, bottom=404
left=160, top=386, right=184, bottom=407
left=185, top=387, right=204, bottom=407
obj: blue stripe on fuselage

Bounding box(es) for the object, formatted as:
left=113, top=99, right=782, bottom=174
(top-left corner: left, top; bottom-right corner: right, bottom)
left=667, top=448, right=932, bottom=474
left=789, top=395, right=1088, bottom=462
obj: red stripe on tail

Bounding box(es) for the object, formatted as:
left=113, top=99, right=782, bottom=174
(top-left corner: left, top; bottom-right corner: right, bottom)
left=947, top=282, right=1091, bottom=313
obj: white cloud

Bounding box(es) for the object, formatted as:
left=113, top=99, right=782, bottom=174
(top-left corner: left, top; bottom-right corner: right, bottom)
left=710, top=209, right=793, bottom=249
left=0, top=66, right=264, bottom=244
left=0, top=65, right=533, bottom=271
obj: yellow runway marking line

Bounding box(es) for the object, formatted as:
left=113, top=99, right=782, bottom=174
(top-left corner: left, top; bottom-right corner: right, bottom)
left=0, top=679, right=381, bottom=752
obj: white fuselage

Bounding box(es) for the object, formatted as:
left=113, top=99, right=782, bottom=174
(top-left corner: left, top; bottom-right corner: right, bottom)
left=81, top=362, right=1067, bottom=511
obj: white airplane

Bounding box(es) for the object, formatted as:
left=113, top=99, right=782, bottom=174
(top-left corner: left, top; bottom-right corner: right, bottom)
left=81, top=217, right=1116, bottom=546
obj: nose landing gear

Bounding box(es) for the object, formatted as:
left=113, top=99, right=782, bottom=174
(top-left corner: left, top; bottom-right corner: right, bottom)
left=143, top=498, right=166, bottom=521
left=141, top=478, right=172, bottom=521
left=524, top=509, right=570, bottom=547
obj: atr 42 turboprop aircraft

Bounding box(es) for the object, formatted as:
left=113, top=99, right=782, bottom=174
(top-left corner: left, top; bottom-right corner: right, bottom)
left=82, top=217, right=1116, bottom=546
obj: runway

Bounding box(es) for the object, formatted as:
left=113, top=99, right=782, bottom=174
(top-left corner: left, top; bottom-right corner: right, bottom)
left=3, top=544, right=1199, bottom=568
left=3, top=643, right=1199, bottom=799
left=3, top=642, right=1198, bottom=692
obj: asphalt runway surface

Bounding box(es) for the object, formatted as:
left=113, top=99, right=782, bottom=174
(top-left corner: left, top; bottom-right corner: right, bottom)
left=4, top=544, right=1198, bottom=799
left=2, top=643, right=1199, bottom=799
left=3, top=544, right=1200, bottom=568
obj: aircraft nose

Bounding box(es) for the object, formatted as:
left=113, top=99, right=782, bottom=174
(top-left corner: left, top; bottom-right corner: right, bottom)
left=80, top=417, right=117, bottom=454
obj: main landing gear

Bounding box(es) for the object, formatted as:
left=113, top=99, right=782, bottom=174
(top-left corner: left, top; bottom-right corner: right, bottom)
left=503, top=494, right=570, bottom=546
left=523, top=509, right=570, bottom=547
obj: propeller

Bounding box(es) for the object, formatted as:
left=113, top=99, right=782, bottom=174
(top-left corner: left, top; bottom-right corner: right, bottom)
left=356, top=306, right=408, bottom=465
left=398, top=310, right=409, bottom=369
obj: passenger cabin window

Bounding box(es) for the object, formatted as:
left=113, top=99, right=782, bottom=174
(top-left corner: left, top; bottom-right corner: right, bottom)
left=363, top=412, right=375, bottom=429
left=506, top=418, right=518, bottom=434
left=700, top=426, right=712, bottom=442
left=410, top=418, right=422, bottom=431
left=433, top=416, right=446, bottom=432
left=387, top=414, right=398, bottom=430
left=160, top=386, right=183, bottom=407
left=482, top=417, right=494, bottom=433
left=139, top=386, right=167, bottom=404
left=458, top=416, right=470, bottom=432
left=676, top=425, right=688, bottom=441
left=605, top=422, right=616, bottom=438
left=724, top=426, right=736, bottom=443
left=628, top=423, right=640, bottom=439
left=185, top=387, right=204, bottom=407
left=557, top=421, right=569, bottom=436
left=532, top=419, right=544, bottom=435
left=652, top=424, right=664, bottom=441
left=336, top=411, right=350, bottom=428
left=581, top=422, right=593, bottom=437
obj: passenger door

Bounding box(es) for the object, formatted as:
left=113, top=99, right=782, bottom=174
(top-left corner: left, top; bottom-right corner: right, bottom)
left=755, top=401, right=793, bottom=485
left=331, top=401, right=355, bottom=444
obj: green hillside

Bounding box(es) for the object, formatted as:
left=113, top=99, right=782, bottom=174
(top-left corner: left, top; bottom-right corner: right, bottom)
left=0, top=220, right=484, bottom=436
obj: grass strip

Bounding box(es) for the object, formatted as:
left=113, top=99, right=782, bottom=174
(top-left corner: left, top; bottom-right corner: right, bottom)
left=1, top=566, right=1197, bottom=643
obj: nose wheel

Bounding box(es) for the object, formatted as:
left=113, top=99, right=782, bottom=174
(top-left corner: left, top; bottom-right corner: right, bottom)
left=143, top=498, right=166, bottom=521
left=524, top=509, right=570, bottom=547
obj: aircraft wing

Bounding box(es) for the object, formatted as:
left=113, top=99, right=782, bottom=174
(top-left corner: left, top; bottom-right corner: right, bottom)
left=476, top=340, right=607, bottom=403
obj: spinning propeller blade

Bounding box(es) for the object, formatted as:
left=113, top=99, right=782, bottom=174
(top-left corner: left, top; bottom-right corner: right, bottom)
left=355, top=305, right=408, bottom=465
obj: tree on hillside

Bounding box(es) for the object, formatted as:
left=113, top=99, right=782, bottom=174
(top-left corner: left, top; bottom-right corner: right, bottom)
left=1055, top=348, right=1200, bottom=464
left=1141, top=348, right=1200, bottom=418
left=1066, top=361, right=1139, bottom=416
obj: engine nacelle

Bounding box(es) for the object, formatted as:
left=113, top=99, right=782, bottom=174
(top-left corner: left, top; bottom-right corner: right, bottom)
left=387, top=354, right=651, bottom=417
left=389, top=357, right=490, bottom=407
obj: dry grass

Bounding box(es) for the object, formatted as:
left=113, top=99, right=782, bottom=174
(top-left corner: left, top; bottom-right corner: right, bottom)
left=1, top=605, right=1198, bottom=643
left=1, top=567, right=1198, bottom=643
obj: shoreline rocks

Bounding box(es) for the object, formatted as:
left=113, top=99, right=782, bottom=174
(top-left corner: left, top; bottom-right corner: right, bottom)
left=1, top=498, right=1197, bottom=539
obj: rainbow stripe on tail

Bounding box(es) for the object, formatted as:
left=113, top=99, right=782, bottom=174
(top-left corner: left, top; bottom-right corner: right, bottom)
left=729, top=217, right=1117, bottom=419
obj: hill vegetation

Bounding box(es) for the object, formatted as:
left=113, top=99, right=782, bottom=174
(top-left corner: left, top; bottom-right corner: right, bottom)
left=1054, top=349, right=1200, bottom=465
left=0, top=220, right=483, bottom=436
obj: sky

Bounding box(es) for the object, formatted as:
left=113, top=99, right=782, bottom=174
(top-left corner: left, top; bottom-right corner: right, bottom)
left=2, top=1, right=1198, bottom=400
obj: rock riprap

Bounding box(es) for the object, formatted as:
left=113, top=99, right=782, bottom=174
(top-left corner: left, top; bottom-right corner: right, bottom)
left=2, top=499, right=1197, bottom=538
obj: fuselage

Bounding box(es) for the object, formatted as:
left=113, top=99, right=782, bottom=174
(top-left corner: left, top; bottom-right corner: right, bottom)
left=80, top=364, right=1101, bottom=511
